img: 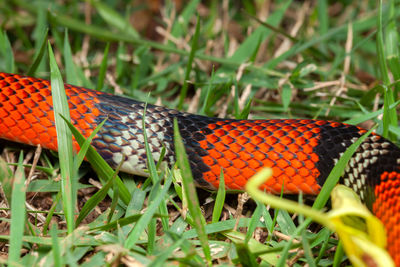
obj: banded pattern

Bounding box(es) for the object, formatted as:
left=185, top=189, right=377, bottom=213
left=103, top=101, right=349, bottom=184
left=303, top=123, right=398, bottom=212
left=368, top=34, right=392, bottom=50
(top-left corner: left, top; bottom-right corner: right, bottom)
left=1, top=72, right=400, bottom=263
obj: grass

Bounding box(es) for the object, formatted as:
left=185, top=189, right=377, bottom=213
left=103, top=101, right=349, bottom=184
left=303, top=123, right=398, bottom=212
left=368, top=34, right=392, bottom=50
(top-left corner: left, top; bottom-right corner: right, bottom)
left=0, top=0, right=400, bottom=266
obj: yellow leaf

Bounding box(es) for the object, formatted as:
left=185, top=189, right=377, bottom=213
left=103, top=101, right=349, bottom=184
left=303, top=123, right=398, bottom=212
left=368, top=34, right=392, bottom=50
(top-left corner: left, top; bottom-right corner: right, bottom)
left=329, top=185, right=393, bottom=267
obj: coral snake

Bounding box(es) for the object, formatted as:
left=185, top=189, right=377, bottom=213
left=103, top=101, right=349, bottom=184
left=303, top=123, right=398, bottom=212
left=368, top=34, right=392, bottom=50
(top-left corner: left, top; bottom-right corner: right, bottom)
left=0, top=72, right=399, bottom=263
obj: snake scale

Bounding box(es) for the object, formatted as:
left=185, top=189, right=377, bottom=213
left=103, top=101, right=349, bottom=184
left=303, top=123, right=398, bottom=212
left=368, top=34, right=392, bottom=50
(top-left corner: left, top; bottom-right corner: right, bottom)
left=0, top=72, right=399, bottom=263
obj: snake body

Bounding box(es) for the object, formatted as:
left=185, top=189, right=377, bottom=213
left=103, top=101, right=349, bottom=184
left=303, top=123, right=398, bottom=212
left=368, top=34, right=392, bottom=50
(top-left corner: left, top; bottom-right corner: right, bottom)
left=0, top=72, right=399, bottom=263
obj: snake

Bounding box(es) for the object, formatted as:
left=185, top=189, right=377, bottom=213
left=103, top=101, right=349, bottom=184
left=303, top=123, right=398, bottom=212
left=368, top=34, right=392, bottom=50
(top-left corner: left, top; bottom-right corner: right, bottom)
left=0, top=72, right=399, bottom=263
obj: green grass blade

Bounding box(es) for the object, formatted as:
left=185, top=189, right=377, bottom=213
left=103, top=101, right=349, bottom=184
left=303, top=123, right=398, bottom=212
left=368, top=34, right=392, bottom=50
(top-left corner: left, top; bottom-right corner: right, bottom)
left=147, top=217, right=156, bottom=254
left=50, top=224, right=62, bottom=267
left=277, top=209, right=297, bottom=235
left=243, top=10, right=296, bottom=42
left=107, top=177, right=120, bottom=223
left=48, top=42, right=76, bottom=233
left=245, top=201, right=262, bottom=244
left=386, top=85, right=398, bottom=141
left=96, top=43, right=110, bottom=91
left=301, top=230, right=316, bottom=267
left=381, top=0, right=399, bottom=141
left=115, top=43, right=126, bottom=80
left=344, top=100, right=400, bottom=125
left=90, top=214, right=141, bottom=231
left=281, top=84, right=292, bottom=112
left=178, top=16, right=201, bottom=110
left=158, top=193, right=170, bottom=231
left=125, top=188, right=146, bottom=217
left=43, top=192, right=62, bottom=235
left=212, top=170, right=226, bottom=223
left=238, top=96, right=253, bottom=120
left=27, top=28, right=48, bottom=76
left=333, top=241, right=345, bottom=267
left=75, top=170, right=114, bottom=226
left=386, top=0, right=400, bottom=96
left=8, top=152, right=26, bottom=265
left=0, top=30, right=15, bottom=73
left=0, top=157, right=13, bottom=205
left=63, top=29, right=79, bottom=85
left=173, top=118, right=211, bottom=265
left=200, top=66, right=215, bottom=115
left=383, top=85, right=391, bottom=139
left=377, top=0, right=390, bottom=85
left=141, top=102, right=160, bottom=184
left=31, top=9, right=48, bottom=73
left=74, top=122, right=107, bottom=170
left=315, top=228, right=332, bottom=265
left=155, top=145, right=166, bottom=170
left=233, top=80, right=240, bottom=118
left=317, top=0, right=329, bottom=37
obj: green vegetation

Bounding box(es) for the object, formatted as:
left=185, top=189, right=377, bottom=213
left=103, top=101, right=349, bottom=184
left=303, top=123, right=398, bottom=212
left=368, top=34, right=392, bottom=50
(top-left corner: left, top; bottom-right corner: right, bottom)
left=0, top=0, right=399, bottom=266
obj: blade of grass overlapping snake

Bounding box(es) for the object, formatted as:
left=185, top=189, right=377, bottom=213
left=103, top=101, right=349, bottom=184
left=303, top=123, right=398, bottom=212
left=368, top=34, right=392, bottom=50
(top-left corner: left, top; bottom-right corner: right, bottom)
left=49, top=42, right=75, bottom=233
